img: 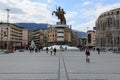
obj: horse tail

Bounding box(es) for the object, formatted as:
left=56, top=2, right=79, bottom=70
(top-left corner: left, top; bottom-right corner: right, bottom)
left=52, top=11, right=55, bottom=15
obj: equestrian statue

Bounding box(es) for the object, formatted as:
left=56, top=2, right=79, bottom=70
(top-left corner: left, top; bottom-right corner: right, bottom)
left=52, top=6, right=66, bottom=24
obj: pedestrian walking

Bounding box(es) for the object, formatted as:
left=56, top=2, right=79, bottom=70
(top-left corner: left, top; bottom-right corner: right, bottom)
left=50, top=47, right=53, bottom=55
left=35, top=47, right=38, bottom=53
left=53, top=47, right=57, bottom=55
left=38, top=46, right=41, bottom=52
left=9, top=46, right=13, bottom=52
left=97, top=48, right=100, bottom=55
left=46, top=47, right=48, bottom=53
left=29, top=47, right=31, bottom=53
left=85, top=48, right=90, bottom=63
left=65, top=47, right=67, bottom=50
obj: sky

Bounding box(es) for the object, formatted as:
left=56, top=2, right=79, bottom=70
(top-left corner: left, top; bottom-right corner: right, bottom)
left=0, top=0, right=120, bottom=32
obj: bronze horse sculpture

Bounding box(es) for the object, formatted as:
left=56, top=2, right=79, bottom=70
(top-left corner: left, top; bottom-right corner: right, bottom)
left=52, top=6, right=66, bottom=24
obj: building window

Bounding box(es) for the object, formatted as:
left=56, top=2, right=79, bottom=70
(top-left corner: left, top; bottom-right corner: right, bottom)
left=116, top=20, right=119, bottom=29
left=88, top=34, right=91, bottom=43
left=117, top=11, right=119, bottom=14
left=108, top=18, right=112, bottom=26
left=111, top=12, right=113, bottom=14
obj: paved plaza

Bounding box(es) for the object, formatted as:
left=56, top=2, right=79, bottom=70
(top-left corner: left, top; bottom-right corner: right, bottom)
left=0, top=50, right=120, bottom=80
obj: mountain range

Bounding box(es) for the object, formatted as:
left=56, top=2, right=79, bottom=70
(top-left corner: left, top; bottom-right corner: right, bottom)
left=73, top=30, right=86, bottom=38
left=15, top=23, right=48, bottom=31
left=15, top=23, right=86, bottom=37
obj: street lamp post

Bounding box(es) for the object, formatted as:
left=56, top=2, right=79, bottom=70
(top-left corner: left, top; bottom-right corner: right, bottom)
left=112, top=28, right=114, bottom=51
left=86, top=27, right=89, bottom=47
left=6, top=9, right=10, bottom=50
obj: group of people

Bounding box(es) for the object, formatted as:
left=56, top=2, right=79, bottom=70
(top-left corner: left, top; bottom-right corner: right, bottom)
left=28, top=45, right=101, bottom=63
left=29, top=47, right=41, bottom=53
left=28, top=46, right=57, bottom=55
left=46, top=47, right=57, bottom=55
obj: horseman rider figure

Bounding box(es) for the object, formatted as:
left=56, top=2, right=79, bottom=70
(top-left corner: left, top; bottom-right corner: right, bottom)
left=52, top=6, right=66, bottom=25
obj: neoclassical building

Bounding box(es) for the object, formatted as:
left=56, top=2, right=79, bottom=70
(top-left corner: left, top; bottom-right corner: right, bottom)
left=96, top=8, right=120, bottom=50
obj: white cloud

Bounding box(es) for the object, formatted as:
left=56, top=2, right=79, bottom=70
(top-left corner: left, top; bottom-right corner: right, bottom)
left=83, top=1, right=93, bottom=5
left=72, top=19, right=95, bottom=32
left=47, top=0, right=55, bottom=3
left=95, top=3, right=120, bottom=18
left=67, top=20, right=76, bottom=25
left=72, top=2, right=120, bottom=32
left=78, top=9, right=96, bottom=20
left=0, top=0, right=120, bottom=32
left=79, top=3, right=120, bottom=20
left=0, top=0, right=55, bottom=23
left=65, top=11, right=78, bottom=19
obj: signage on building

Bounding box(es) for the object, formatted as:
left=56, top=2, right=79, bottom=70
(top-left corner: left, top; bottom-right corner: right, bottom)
left=3, top=28, right=8, bottom=41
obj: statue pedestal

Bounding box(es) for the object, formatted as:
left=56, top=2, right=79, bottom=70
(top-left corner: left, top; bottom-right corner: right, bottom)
left=53, top=24, right=71, bottom=45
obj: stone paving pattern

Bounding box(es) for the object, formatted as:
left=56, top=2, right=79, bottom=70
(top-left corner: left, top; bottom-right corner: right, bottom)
left=0, top=50, right=120, bottom=80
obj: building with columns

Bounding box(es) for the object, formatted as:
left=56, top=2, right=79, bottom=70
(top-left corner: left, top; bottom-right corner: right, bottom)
left=96, top=8, right=120, bottom=50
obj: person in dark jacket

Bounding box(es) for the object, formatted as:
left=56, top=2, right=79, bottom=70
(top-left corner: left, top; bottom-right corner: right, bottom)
left=97, top=48, right=100, bottom=55
left=46, top=47, right=48, bottom=53
left=53, top=47, right=57, bottom=55
left=85, top=49, right=90, bottom=63
left=35, top=47, right=38, bottom=52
